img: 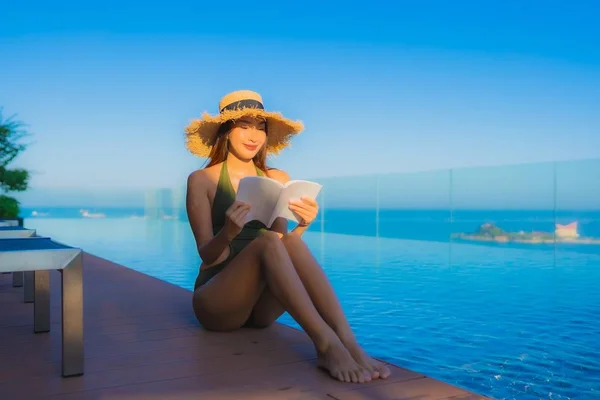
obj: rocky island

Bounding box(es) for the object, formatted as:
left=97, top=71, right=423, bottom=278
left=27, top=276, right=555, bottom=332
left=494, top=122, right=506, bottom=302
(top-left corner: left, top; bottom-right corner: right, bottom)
left=453, top=221, right=600, bottom=245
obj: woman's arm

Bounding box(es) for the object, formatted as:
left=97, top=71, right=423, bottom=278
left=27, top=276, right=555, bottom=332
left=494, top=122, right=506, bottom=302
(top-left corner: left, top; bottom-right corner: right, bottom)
left=290, top=222, right=310, bottom=236
left=186, top=171, right=231, bottom=266
left=272, top=217, right=309, bottom=237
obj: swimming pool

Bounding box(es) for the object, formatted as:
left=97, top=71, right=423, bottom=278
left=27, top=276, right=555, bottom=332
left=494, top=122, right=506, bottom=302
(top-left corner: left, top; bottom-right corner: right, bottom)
left=25, top=217, right=600, bottom=400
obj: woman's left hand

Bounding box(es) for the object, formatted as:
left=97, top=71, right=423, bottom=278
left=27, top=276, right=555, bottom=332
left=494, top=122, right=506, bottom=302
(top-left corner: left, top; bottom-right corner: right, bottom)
left=289, top=196, right=319, bottom=226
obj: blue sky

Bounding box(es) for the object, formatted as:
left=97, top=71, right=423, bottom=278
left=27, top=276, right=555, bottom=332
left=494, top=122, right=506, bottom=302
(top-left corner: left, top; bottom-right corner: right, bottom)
left=1, top=0, right=599, bottom=207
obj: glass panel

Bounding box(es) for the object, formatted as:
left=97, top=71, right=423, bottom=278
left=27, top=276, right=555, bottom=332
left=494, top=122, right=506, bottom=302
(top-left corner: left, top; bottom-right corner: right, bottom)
left=447, top=162, right=558, bottom=399
left=316, top=175, right=378, bottom=238
left=450, top=162, right=556, bottom=240
left=553, top=158, right=600, bottom=399
left=378, top=169, right=452, bottom=242
left=555, top=158, right=600, bottom=252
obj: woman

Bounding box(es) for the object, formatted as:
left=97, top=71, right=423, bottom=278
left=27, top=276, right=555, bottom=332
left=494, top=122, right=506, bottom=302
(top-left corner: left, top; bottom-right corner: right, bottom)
left=185, top=90, right=390, bottom=384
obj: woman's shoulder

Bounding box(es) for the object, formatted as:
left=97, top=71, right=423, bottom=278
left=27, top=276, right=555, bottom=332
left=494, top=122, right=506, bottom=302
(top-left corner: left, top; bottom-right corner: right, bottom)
left=187, top=164, right=221, bottom=189
left=266, top=167, right=291, bottom=183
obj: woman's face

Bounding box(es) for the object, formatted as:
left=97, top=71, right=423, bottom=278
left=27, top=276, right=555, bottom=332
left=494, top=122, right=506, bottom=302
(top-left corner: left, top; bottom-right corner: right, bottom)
left=227, top=117, right=267, bottom=160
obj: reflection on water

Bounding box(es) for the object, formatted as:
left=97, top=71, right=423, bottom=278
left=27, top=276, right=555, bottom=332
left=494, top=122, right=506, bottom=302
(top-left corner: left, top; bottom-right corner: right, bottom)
left=24, top=218, right=600, bottom=400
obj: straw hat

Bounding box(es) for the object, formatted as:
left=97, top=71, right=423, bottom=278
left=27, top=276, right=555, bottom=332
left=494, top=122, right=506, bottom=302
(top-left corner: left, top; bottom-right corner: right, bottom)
left=185, top=90, right=304, bottom=157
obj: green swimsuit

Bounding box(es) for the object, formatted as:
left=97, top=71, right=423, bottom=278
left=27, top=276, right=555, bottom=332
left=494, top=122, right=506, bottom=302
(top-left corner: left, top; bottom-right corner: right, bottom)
left=194, top=162, right=269, bottom=290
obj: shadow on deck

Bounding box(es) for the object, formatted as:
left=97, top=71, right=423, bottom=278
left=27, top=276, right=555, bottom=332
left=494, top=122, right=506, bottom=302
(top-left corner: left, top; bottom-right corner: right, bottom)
left=0, top=253, right=487, bottom=399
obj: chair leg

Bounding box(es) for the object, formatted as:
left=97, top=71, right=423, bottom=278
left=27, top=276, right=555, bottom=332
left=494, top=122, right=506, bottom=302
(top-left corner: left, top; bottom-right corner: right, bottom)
left=61, top=252, right=84, bottom=377
left=12, top=271, right=23, bottom=287
left=24, top=271, right=35, bottom=303
left=34, top=270, right=50, bottom=333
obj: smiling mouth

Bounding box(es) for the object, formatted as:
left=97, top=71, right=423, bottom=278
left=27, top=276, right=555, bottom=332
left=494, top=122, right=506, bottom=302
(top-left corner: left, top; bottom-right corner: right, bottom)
left=244, top=144, right=258, bottom=151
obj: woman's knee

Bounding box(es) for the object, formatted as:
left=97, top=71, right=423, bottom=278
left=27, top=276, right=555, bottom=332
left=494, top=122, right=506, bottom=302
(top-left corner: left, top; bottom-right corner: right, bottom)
left=258, top=230, right=284, bottom=251
left=281, top=232, right=304, bottom=247
left=261, top=230, right=281, bottom=241
left=281, top=233, right=312, bottom=259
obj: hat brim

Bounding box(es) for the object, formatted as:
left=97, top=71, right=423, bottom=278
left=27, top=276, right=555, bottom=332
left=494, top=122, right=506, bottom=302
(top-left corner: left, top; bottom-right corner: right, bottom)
left=185, top=108, right=304, bottom=158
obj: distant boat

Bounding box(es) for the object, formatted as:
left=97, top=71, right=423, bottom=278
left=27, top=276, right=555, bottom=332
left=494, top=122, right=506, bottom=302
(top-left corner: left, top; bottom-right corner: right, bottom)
left=79, top=209, right=106, bottom=218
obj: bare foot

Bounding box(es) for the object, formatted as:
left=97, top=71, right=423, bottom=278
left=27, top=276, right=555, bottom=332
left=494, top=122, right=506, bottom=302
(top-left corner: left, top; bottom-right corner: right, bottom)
left=340, top=337, right=391, bottom=380
left=317, top=338, right=372, bottom=383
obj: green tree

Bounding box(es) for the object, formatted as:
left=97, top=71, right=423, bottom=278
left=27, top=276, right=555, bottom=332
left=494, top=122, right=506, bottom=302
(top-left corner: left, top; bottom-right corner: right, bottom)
left=0, top=108, right=31, bottom=218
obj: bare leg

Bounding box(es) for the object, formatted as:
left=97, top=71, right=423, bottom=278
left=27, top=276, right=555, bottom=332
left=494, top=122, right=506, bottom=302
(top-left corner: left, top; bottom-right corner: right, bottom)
left=250, top=233, right=391, bottom=379
left=193, top=231, right=371, bottom=383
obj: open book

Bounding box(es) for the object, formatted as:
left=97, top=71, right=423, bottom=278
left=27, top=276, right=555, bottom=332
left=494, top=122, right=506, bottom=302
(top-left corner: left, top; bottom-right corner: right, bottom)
left=236, top=176, right=323, bottom=227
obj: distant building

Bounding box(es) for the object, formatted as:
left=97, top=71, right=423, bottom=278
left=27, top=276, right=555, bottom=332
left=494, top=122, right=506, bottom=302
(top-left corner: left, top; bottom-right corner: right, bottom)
left=144, top=188, right=170, bottom=220
left=144, top=187, right=188, bottom=221
left=555, top=221, right=579, bottom=238
left=171, top=186, right=188, bottom=221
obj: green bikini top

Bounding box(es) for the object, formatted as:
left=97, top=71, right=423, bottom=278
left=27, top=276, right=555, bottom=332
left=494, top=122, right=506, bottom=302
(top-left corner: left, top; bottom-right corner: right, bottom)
left=211, top=161, right=268, bottom=239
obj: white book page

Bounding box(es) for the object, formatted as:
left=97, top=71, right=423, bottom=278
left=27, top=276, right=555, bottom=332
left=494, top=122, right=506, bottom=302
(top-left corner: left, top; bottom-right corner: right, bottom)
left=236, top=176, right=283, bottom=226
left=270, top=180, right=323, bottom=226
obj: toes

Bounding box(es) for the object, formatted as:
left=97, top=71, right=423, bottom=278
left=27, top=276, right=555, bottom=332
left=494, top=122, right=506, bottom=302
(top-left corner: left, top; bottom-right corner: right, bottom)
left=356, top=372, right=365, bottom=384
left=362, top=364, right=378, bottom=379
left=349, top=368, right=371, bottom=383
left=342, top=371, right=351, bottom=383
left=359, top=368, right=371, bottom=383
left=357, top=370, right=367, bottom=383
left=370, top=368, right=380, bottom=379
left=376, top=363, right=391, bottom=379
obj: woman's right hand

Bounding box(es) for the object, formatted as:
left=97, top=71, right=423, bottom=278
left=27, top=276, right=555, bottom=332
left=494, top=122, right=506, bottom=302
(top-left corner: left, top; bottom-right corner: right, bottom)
left=224, top=201, right=251, bottom=240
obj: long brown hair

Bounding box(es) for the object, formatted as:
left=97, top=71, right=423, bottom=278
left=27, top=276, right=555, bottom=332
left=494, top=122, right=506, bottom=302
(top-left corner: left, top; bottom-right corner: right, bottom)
left=204, top=119, right=269, bottom=172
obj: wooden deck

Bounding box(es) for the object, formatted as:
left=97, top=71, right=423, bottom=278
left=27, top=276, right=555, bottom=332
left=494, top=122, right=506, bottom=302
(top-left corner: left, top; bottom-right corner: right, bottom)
left=0, top=253, right=487, bottom=400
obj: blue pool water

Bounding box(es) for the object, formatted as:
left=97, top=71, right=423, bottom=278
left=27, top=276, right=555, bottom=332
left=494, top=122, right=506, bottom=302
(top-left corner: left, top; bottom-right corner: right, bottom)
left=23, top=210, right=600, bottom=400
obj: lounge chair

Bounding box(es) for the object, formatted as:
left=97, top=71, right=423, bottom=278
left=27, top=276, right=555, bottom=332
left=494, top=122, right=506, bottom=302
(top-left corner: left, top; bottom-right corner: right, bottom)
left=0, top=226, right=37, bottom=302
left=0, top=237, right=84, bottom=377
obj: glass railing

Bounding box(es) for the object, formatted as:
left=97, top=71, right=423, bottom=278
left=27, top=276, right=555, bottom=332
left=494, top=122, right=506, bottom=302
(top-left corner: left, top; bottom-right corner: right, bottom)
left=19, top=158, right=600, bottom=400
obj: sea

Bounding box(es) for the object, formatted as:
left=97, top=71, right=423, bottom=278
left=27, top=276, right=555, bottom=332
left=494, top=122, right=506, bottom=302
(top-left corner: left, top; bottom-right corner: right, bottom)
left=21, top=206, right=600, bottom=400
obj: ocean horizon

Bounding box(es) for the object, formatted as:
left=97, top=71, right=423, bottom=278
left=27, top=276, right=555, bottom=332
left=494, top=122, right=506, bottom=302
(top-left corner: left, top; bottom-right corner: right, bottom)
left=21, top=206, right=600, bottom=253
